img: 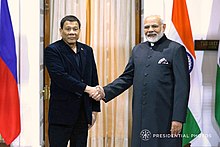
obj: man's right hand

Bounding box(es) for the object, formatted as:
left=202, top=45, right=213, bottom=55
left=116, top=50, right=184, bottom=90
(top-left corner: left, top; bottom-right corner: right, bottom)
left=95, top=85, right=105, bottom=100
left=84, top=85, right=105, bottom=101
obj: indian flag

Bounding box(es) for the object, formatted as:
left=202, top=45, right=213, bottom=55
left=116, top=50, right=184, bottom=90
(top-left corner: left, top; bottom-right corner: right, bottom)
left=215, top=46, right=220, bottom=128
left=167, top=0, right=211, bottom=146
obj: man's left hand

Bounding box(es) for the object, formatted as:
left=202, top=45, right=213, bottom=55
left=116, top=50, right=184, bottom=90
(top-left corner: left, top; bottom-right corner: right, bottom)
left=170, top=121, right=182, bottom=135
left=88, top=112, right=97, bottom=129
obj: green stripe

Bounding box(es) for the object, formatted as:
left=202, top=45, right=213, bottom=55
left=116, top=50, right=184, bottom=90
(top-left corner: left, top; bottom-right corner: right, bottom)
left=182, top=108, right=201, bottom=146
left=215, top=66, right=220, bottom=127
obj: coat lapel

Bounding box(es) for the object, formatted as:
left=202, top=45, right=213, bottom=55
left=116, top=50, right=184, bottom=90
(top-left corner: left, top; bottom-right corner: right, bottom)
left=60, top=40, right=82, bottom=75
left=77, top=42, right=86, bottom=76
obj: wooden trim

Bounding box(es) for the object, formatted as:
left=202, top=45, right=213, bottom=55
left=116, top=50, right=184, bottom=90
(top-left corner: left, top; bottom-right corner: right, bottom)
left=135, top=0, right=141, bottom=44
left=0, top=143, right=10, bottom=147
left=44, top=0, right=50, bottom=146
left=86, top=0, right=91, bottom=45
left=44, top=0, right=50, bottom=50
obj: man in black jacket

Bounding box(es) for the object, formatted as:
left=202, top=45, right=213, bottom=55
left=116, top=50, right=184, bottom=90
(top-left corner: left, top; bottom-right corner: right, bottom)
left=45, top=15, right=100, bottom=147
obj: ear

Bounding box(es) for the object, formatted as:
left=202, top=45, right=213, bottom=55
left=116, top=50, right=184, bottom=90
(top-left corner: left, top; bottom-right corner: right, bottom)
left=59, top=28, right=63, bottom=36
left=162, top=24, right=166, bottom=32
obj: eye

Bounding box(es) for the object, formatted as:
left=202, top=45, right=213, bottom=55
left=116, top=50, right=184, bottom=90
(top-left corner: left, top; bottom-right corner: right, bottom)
left=144, top=24, right=160, bottom=29
left=144, top=25, right=150, bottom=29
left=64, top=27, right=79, bottom=32
left=73, top=27, right=79, bottom=31
left=65, top=27, right=71, bottom=31
left=152, top=25, right=159, bottom=28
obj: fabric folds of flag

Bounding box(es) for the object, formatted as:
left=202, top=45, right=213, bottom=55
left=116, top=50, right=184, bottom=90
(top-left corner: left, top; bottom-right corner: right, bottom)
left=168, top=0, right=211, bottom=146
left=0, top=0, right=21, bottom=145
left=215, top=47, right=220, bottom=128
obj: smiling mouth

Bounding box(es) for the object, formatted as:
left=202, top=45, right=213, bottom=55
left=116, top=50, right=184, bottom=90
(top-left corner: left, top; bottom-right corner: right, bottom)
left=147, top=34, right=157, bottom=38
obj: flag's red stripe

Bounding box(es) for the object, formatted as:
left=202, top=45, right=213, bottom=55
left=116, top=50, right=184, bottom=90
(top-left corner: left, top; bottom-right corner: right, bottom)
left=172, top=0, right=195, bottom=58
left=0, top=58, right=20, bottom=145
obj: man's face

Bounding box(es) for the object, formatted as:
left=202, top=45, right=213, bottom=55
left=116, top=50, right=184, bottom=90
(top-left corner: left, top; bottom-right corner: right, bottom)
left=60, top=21, right=80, bottom=46
left=144, top=16, right=166, bottom=43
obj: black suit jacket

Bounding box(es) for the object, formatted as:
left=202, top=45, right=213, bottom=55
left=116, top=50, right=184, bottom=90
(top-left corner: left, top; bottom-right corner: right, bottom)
left=45, top=39, right=100, bottom=125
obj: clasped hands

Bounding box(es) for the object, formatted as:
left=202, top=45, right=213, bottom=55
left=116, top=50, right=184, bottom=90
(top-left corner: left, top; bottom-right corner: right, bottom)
left=85, top=85, right=105, bottom=101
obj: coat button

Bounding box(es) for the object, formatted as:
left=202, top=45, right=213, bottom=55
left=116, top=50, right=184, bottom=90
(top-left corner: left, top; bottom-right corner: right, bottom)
left=81, top=79, right=84, bottom=82
left=144, top=73, right=148, bottom=77
left=143, top=92, right=147, bottom=95
left=142, top=101, right=147, bottom=105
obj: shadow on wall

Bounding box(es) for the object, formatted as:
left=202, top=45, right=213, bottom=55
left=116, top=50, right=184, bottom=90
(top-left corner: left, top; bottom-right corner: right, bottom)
left=20, top=35, right=30, bottom=84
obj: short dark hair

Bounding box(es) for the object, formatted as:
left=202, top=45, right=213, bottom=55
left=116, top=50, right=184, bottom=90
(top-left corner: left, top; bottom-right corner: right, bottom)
left=60, top=15, right=81, bottom=29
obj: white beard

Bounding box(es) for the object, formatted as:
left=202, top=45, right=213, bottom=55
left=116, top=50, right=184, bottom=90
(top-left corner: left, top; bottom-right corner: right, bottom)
left=145, top=30, right=164, bottom=43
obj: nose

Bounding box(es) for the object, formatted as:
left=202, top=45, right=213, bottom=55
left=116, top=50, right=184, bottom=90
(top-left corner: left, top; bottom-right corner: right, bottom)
left=69, top=29, right=76, bottom=34
left=146, top=29, right=154, bottom=35
left=148, top=26, right=155, bottom=31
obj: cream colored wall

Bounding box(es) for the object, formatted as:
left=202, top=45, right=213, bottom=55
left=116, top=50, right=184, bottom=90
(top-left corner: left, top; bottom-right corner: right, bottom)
left=9, top=0, right=44, bottom=146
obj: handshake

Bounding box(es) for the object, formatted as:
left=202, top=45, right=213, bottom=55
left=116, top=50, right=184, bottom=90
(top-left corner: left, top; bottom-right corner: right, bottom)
left=84, top=85, right=105, bottom=101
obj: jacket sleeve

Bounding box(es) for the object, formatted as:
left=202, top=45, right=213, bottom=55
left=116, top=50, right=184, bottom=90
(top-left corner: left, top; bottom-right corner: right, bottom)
left=172, top=45, right=190, bottom=123
left=103, top=55, right=134, bottom=102
left=44, top=46, right=86, bottom=96
left=90, top=49, right=101, bottom=112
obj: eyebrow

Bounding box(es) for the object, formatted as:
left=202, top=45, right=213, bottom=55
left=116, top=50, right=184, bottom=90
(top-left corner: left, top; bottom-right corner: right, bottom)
left=144, top=24, right=160, bottom=29
left=144, top=23, right=160, bottom=26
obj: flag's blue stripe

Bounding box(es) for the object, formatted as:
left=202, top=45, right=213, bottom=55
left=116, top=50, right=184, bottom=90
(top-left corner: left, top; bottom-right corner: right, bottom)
left=0, top=0, right=18, bottom=83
